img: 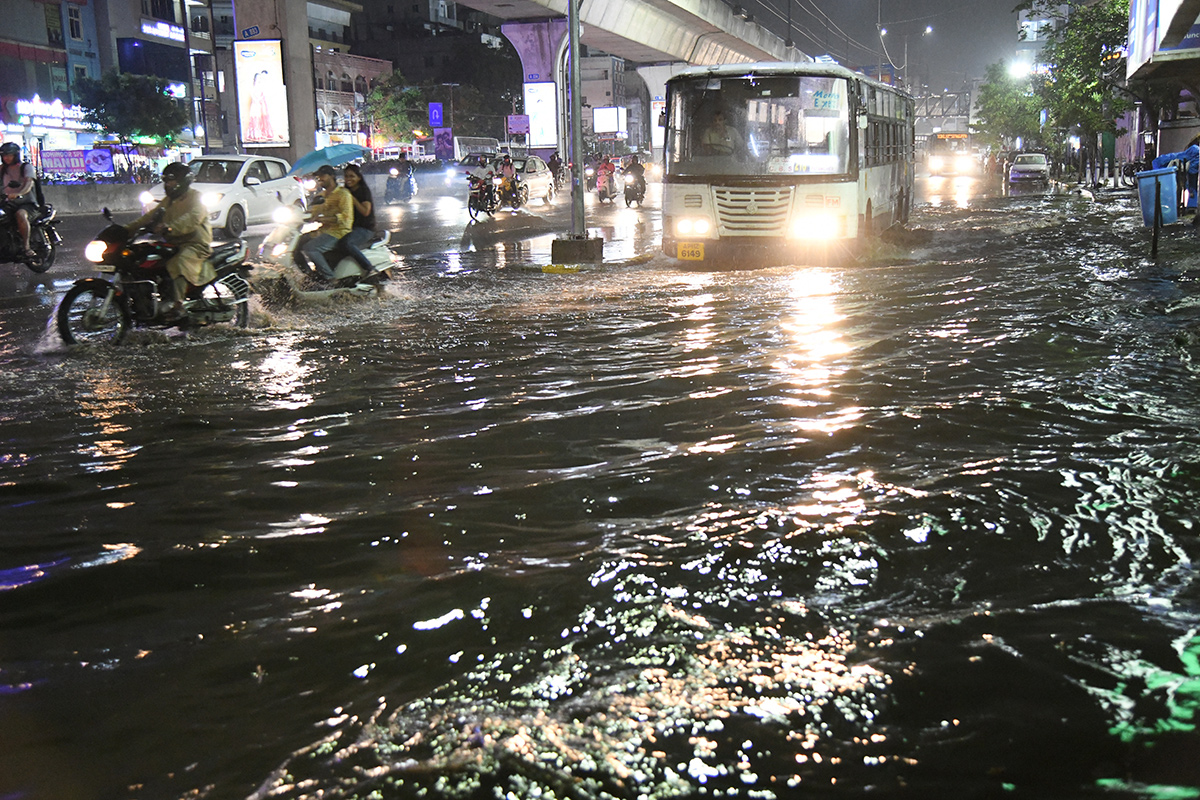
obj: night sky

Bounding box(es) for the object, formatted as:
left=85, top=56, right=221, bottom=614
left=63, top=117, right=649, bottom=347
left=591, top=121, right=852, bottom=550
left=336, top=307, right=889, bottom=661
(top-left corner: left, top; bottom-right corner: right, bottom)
left=752, top=0, right=1023, bottom=91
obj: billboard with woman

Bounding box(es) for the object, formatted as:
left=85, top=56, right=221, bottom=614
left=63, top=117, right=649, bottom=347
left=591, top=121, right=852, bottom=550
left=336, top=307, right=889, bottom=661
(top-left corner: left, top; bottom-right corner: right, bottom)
left=234, top=39, right=289, bottom=146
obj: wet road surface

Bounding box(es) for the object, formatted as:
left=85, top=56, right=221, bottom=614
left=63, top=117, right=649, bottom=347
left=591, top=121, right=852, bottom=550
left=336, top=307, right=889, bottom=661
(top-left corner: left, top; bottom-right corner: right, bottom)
left=3, top=172, right=1200, bottom=799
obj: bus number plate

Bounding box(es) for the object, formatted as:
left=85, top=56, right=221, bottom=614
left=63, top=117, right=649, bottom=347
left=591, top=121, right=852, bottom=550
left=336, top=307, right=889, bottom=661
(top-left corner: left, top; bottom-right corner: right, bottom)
left=678, top=242, right=705, bottom=261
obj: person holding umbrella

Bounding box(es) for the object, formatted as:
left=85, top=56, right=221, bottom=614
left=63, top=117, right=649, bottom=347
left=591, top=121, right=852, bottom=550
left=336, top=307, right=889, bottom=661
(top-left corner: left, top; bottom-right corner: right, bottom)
left=296, top=164, right=353, bottom=283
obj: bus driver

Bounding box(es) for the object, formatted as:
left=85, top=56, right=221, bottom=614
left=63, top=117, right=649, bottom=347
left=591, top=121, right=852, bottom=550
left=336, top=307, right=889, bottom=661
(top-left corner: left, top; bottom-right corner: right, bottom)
left=700, top=109, right=744, bottom=158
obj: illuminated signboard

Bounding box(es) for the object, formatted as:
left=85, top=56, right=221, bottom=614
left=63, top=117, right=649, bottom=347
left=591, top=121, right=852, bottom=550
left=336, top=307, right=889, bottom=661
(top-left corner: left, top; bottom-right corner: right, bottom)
left=15, top=97, right=90, bottom=131
left=234, top=39, right=289, bottom=147
left=523, top=82, right=557, bottom=148
left=592, top=106, right=627, bottom=136
left=141, top=19, right=186, bottom=42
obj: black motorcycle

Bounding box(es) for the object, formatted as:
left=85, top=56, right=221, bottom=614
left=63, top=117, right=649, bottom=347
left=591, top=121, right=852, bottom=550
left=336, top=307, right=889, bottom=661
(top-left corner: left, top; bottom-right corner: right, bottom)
left=56, top=209, right=252, bottom=345
left=467, top=172, right=501, bottom=220
left=0, top=186, right=60, bottom=274
left=623, top=172, right=646, bottom=207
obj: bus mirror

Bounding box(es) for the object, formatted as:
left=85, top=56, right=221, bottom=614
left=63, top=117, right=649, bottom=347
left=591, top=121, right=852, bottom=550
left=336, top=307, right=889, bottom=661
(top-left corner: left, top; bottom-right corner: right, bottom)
left=658, top=111, right=667, bottom=128
left=858, top=116, right=869, bottom=130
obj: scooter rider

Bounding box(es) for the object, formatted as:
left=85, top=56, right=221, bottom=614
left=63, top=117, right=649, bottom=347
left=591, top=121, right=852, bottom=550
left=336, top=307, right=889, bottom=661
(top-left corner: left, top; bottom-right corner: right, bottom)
left=297, top=164, right=353, bottom=282
left=0, top=142, right=38, bottom=259
left=596, top=155, right=616, bottom=196
left=125, top=161, right=213, bottom=320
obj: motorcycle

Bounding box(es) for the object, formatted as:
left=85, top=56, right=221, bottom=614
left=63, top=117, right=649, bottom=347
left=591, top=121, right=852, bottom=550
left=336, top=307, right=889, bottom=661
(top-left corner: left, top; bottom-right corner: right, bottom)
left=596, top=169, right=618, bottom=204
left=0, top=188, right=60, bottom=274
left=56, top=209, right=251, bottom=345
left=623, top=172, right=646, bottom=207
left=466, top=171, right=501, bottom=220
left=257, top=204, right=397, bottom=287
left=385, top=167, right=417, bottom=203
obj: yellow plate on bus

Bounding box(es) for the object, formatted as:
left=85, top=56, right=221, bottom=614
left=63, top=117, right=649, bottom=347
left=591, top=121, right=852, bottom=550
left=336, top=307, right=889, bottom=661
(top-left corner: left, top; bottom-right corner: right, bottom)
left=677, top=242, right=705, bottom=261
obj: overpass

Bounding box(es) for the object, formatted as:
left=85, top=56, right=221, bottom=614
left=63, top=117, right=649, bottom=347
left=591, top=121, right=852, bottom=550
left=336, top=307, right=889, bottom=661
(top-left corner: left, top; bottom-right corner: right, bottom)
left=452, top=0, right=811, bottom=154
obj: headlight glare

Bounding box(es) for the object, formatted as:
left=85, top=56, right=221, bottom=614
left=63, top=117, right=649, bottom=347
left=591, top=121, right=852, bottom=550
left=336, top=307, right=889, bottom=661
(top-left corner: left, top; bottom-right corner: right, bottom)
left=85, top=240, right=109, bottom=263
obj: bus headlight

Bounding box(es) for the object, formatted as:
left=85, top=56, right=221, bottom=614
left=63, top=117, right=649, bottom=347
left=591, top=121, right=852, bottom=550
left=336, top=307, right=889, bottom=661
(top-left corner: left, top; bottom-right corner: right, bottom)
left=928, top=156, right=945, bottom=172
left=790, top=213, right=840, bottom=240
left=675, top=217, right=712, bottom=237
left=955, top=154, right=974, bottom=173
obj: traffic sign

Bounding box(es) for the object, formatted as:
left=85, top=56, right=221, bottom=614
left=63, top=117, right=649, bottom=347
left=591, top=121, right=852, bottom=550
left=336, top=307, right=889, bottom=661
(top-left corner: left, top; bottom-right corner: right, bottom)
left=428, top=103, right=443, bottom=128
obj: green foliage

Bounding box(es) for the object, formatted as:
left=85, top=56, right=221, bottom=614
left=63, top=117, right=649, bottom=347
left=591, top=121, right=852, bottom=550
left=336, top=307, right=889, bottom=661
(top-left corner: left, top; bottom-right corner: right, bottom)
left=973, top=62, right=1045, bottom=148
left=365, top=40, right=523, bottom=144
left=1015, top=0, right=1133, bottom=151
left=365, top=70, right=425, bottom=143
left=73, top=71, right=190, bottom=144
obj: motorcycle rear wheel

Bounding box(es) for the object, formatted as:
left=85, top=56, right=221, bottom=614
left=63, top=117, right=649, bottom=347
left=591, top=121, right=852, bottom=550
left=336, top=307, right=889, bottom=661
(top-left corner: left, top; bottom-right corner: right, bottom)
left=57, top=279, right=130, bottom=345
left=25, top=227, right=55, bottom=274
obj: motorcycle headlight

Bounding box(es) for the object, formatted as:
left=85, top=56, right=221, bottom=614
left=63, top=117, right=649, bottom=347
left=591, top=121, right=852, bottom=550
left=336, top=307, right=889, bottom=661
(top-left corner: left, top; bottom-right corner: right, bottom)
left=585, top=167, right=595, bottom=177
left=390, top=168, right=399, bottom=177
left=624, top=174, right=635, bottom=185
left=492, top=177, right=503, bottom=186
left=84, top=239, right=109, bottom=263
left=272, top=205, right=298, bottom=224
left=271, top=243, right=289, bottom=257
left=139, top=191, right=156, bottom=206
left=201, top=191, right=223, bottom=209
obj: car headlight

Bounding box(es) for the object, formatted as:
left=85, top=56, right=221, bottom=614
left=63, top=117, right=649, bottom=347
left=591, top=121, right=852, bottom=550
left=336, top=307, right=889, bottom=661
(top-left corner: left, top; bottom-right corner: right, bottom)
left=790, top=213, right=840, bottom=240
left=201, top=191, right=223, bottom=210
left=84, top=239, right=109, bottom=263
left=676, top=217, right=712, bottom=237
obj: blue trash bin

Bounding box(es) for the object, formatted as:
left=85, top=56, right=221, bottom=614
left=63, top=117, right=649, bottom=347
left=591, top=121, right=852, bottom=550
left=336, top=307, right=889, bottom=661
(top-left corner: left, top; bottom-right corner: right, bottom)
left=1137, top=167, right=1179, bottom=227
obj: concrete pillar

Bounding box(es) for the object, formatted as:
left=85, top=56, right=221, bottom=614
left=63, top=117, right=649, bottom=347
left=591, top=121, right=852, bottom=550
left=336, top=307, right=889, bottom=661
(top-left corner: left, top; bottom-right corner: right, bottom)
left=502, top=20, right=568, bottom=156
left=231, top=0, right=315, bottom=164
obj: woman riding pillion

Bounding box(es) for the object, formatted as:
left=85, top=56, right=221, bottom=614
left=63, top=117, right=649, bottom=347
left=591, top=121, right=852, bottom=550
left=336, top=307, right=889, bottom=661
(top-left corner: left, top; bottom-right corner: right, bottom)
left=340, top=164, right=376, bottom=274
left=124, top=162, right=213, bottom=322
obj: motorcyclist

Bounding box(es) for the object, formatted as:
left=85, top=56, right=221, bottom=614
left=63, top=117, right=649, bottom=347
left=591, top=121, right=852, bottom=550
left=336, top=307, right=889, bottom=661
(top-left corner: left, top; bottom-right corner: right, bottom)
left=624, top=155, right=646, bottom=194
left=547, top=151, right=563, bottom=187
left=125, top=161, right=213, bottom=321
left=0, top=142, right=38, bottom=259
left=499, top=155, right=517, bottom=200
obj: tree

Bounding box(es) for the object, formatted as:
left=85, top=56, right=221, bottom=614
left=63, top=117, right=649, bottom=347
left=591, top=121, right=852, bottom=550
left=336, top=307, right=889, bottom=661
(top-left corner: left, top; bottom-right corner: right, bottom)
left=74, top=71, right=190, bottom=145
left=364, top=70, right=425, bottom=144
left=973, top=62, right=1045, bottom=149
left=1015, top=0, right=1133, bottom=162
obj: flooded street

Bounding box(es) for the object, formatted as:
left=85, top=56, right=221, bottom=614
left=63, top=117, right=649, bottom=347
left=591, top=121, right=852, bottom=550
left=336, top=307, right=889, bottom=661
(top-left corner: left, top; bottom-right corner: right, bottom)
left=3, top=176, right=1200, bottom=799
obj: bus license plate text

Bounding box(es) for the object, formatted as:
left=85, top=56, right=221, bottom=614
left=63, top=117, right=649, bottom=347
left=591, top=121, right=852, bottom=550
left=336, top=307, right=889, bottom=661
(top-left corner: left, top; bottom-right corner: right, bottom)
left=678, top=243, right=705, bottom=261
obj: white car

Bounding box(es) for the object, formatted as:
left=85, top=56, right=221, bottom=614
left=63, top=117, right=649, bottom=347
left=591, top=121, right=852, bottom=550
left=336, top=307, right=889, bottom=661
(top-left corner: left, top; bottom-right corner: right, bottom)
left=1008, top=153, right=1051, bottom=186
left=495, top=155, right=556, bottom=204
left=140, top=155, right=304, bottom=238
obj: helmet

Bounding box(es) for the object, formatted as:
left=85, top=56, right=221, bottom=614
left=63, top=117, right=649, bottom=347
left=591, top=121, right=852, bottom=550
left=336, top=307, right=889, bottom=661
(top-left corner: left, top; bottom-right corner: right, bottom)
left=0, top=142, right=19, bottom=160
left=161, top=162, right=192, bottom=198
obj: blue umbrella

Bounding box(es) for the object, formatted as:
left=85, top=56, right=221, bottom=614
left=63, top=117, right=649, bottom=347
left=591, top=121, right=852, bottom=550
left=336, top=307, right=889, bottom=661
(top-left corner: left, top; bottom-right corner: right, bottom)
left=286, top=143, right=370, bottom=176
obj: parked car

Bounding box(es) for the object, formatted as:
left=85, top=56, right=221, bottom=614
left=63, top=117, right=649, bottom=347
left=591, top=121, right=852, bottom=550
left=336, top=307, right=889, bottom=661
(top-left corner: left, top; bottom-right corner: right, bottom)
left=1008, top=152, right=1050, bottom=186
left=139, top=155, right=304, bottom=238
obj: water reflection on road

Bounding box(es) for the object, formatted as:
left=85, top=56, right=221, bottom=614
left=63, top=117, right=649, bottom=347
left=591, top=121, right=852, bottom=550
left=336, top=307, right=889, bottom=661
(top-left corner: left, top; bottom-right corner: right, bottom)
left=3, top=174, right=1200, bottom=799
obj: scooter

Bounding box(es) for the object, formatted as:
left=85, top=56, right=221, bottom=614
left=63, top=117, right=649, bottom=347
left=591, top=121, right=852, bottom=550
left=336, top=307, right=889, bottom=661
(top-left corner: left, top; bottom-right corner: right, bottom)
left=256, top=204, right=397, bottom=288
left=385, top=167, right=417, bottom=203
left=596, top=170, right=618, bottom=204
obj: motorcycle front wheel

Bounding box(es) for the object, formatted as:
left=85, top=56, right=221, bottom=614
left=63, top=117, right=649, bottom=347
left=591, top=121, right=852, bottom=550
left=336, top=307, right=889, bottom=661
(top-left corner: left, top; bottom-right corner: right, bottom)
left=26, top=226, right=56, bottom=274
left=468, top=196, right=481, bottom=221
left=57, top=279, right=130, bottom=345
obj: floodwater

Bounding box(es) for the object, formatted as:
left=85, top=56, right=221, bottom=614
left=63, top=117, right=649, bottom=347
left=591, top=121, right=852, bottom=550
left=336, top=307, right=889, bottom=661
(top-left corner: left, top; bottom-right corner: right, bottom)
left=3, top=180, right=1200, bottom=800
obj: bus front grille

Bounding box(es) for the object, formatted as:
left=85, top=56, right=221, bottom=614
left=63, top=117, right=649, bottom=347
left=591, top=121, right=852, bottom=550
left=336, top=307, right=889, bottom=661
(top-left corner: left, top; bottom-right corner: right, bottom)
left=713, top=186, right=794, bottom=236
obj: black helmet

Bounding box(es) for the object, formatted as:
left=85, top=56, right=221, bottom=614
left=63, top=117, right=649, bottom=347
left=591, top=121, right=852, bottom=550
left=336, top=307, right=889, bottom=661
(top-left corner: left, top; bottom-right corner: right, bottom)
left=161, top=162, right=192, bottom=198
left=0, top=142, right=19, bottom=160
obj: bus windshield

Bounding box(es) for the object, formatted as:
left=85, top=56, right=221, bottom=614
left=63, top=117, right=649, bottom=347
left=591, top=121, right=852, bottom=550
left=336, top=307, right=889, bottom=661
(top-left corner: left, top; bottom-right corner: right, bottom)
left=667, top=74, right=851, bottom=178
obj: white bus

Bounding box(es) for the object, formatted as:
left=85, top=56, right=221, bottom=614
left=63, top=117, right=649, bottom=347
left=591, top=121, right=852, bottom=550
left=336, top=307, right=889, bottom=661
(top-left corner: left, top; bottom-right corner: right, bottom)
left=662, top=62, right=915, bottom=264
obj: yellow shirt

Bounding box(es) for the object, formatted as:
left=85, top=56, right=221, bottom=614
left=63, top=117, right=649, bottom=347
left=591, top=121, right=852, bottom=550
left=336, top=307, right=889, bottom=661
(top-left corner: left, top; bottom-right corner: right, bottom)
left=319, top=186, right=354, bottom=240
